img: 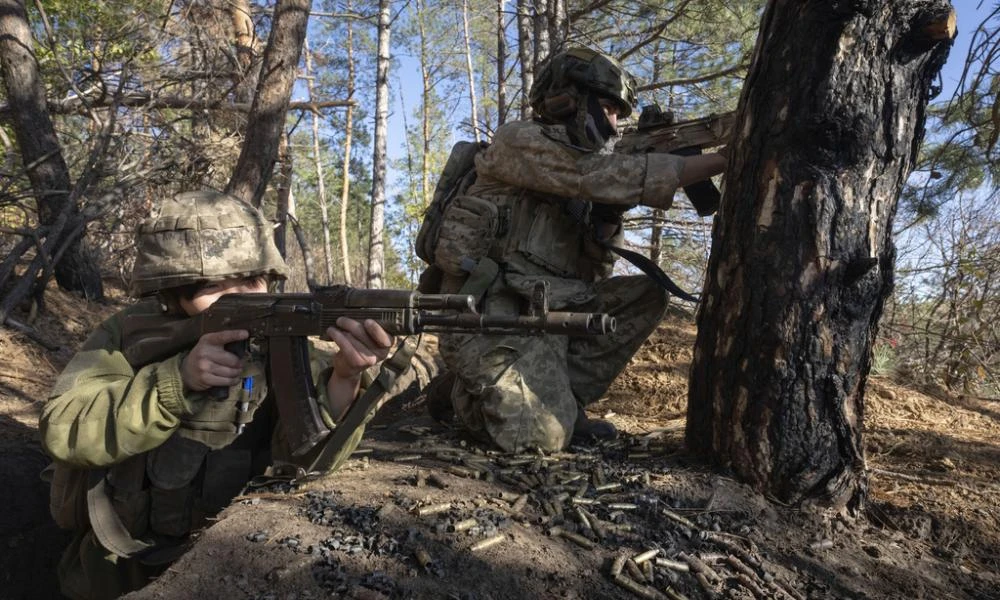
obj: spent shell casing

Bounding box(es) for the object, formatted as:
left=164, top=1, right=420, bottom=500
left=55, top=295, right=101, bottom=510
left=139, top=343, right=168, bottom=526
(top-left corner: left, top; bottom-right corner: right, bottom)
left=510, top=494, right=529, bottom=513
left=610, top=554, right=627, bottom=578
left=462, top=457, right=492, bottom=470
left=557, top=529, right=595, bottom=550
left=469, top=534, right=506, bottom=552
left=625, top=558, right=646, bottom=582
left=393, top=454, right=423, bottom=462
left=592, top=466, right=605, bottom=487
left=570, top=497, right=598, bottom=505
left=654, top=557, right=690, bottom=572
left=450, top=517, right=478, bottom=533
left=446, top=465, right=479, bottom=478
left=426, top=473, right=450, bottom=489
left=606, top=502, right=638, bottom=510
left=612, top=575, right=666, bottom=600
left=633, top=549, right=660, bottom=564
left=415, top=548, right=433, bottom=569
left=415, top=503, right=452, bottom=516
left=642, top=558, right=654, bottom=582
left=578, top=506, right=605, bottom=540
left=595, top=482, right=622, bottom=493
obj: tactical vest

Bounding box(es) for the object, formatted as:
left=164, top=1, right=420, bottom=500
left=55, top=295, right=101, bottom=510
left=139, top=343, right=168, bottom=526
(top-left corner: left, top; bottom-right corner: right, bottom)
left=471, top=125, right=623, bottom=287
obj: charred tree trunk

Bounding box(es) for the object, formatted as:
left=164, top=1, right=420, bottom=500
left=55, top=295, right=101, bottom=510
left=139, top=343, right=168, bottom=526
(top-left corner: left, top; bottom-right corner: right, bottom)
left=687, top=0, right=955, bottom=510
left=226, top=0, right=310, bottom=206
left=0, top=0, right=101, bottom=299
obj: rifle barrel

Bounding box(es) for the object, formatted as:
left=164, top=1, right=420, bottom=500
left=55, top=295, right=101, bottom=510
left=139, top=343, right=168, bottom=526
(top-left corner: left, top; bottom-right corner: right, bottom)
left=417, top=311, right=615, bottom=335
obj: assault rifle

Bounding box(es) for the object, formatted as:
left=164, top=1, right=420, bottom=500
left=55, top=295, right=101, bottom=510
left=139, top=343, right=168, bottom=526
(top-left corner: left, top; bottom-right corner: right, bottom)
left=616, top=105, right=736, bottom=216
left=121, top=282, right=614, bottom=468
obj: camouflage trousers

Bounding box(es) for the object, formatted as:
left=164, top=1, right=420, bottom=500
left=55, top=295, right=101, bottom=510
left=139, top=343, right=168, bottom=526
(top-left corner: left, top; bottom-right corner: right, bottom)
left=439, top=275, right=669, bottom=453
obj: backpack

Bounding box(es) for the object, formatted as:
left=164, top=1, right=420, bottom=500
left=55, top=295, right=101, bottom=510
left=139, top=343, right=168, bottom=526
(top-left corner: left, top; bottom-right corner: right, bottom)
left=415, top=141, right=500, bottom=294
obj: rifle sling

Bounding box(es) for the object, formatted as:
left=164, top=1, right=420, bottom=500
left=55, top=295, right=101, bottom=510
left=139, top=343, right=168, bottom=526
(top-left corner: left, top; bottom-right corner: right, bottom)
left=562, top=198, right=700, bottom=303
left=604, top=243, right=700, bottom=303
left=87, top=469, right=152, bottom=558
left=305, top=335, right=419, bottom=473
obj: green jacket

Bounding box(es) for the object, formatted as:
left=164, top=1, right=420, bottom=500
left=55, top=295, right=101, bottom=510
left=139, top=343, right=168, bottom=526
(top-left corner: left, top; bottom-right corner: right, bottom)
left=40, top=299, right=365, bottom=600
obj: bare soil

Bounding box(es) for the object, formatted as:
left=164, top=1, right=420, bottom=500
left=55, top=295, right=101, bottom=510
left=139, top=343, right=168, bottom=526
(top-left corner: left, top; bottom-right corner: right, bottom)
left=1, top=284, right=998, bottom=600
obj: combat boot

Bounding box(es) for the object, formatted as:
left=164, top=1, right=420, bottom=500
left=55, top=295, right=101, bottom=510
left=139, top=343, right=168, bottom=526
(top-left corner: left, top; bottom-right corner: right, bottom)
left=572, top=410, right=618, bottom=442
left=423, top=371, right=457, bottom=423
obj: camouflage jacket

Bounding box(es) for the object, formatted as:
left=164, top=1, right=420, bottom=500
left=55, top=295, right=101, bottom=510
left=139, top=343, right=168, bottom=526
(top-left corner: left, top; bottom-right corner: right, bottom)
left=467, top=118, right=685, bottom=307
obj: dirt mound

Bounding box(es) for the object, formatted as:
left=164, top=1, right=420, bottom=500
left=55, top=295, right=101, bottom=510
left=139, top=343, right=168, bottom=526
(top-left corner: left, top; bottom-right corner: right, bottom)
left=1, top=289, right=998, bottom=600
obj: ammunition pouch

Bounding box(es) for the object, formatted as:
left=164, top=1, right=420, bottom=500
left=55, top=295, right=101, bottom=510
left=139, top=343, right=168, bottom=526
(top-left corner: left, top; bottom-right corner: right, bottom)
left=42, top=462, right=90, bottom=531
left=434, top=195, right=503, bottom=279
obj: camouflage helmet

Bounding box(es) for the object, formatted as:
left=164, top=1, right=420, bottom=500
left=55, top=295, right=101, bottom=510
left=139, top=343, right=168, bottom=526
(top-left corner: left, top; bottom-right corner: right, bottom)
left=529, top=47, right=637, bottom=121
left=130, top=191, right=288, bottom=296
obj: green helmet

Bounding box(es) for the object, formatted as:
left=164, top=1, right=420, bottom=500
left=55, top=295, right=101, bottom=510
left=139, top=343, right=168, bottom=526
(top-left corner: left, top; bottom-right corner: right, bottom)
left=130, top=190, right=288, bottom=296
left=529, top=47, right=637, bottom=121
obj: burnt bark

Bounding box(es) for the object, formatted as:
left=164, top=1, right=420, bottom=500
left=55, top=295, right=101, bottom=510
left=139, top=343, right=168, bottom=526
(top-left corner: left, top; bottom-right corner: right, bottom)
left=687, top=0, right=955, bottom=510
left=0, top=0, right=101, bottom=298
left=226, top=0, right=310, bottom=206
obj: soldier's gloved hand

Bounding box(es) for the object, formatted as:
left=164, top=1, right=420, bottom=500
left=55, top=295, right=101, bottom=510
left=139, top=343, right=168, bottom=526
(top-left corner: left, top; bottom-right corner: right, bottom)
left=324, top=318, right=395, bottom=421
left=181, top=330, right=249, bottom=392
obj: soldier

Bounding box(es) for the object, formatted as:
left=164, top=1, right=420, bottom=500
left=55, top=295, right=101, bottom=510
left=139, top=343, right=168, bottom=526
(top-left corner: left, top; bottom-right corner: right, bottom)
left=39, top=191, right=394, bottom=599
left=429, top=47, right=726, bottom=453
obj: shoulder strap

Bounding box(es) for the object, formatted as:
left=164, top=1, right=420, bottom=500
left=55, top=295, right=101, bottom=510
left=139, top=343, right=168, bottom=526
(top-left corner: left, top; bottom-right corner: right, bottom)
left=305, top=335, right=419, bottom=473
left=562, top=198, right=700, bottom=303
left=87, top=469, right=152, bottom=558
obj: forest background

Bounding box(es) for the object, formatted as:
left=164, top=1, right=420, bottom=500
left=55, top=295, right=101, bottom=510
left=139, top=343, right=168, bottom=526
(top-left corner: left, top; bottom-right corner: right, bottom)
left=0, top=0, right=996, bottom=406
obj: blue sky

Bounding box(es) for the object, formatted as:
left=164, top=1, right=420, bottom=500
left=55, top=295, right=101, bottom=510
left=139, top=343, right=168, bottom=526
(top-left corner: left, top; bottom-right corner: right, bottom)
left=386, top=3, right=991, bottom=164
left=938, top=1, right=991, bottom=98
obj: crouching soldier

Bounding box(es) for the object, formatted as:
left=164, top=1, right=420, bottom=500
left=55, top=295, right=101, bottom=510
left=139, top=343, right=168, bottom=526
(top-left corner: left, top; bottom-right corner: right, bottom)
left=39, top=191, right=394, bottom=599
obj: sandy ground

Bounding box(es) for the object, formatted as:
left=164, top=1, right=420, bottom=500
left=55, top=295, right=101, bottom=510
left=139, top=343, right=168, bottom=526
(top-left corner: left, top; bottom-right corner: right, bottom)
left=1, top=283, right=998, bottom=600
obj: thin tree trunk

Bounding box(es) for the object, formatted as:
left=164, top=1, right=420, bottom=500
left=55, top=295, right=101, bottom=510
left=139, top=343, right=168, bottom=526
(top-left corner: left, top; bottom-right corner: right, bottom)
left=304, top=38, right=334, bottom=285
left=496, top=0, right=507, bottom=126
left=462, top=0, right=482, bottom=142
left=274, top=132, right=293, bottom=260
left=516, top=0, right=533, bottom=119
left=687, top=0, right=955, bottom=510
left=367, top=0, right=391, bottom=288
left=227, top=0, right=310, bottom=206
left=649, top=209, right=663, bottom=265
left=418, top=0, right=431, bottom=208
left=533, top=0, right=548, bottom=69
left=0, top=0, right=101, bottom=299
left=228, top=0, right=259, bottom=105
left=547, top=0, right=565, bottom=51
left=339, top=0, right=356, bottom=285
